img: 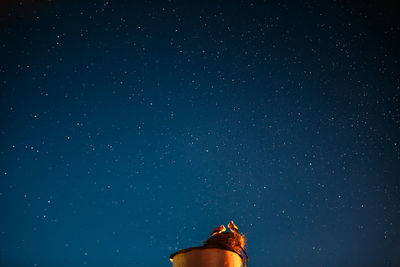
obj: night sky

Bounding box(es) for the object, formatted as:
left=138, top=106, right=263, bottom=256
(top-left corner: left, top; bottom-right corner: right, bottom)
left=1, top=1, right=400, bottom=266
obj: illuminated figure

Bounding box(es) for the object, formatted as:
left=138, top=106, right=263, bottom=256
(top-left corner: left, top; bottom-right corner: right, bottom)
left=228, top=221, right=239, bottom=235
left=210, top=225, right=226, bottom=236
left=170, top=221, right=248, bottom=267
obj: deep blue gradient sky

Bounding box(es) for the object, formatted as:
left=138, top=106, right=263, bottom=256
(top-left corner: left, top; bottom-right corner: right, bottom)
left=1, top=1, right=399, bottom=266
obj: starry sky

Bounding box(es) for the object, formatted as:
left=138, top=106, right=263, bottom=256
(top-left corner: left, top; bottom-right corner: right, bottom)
left=1, top=1, right=399, bottom=266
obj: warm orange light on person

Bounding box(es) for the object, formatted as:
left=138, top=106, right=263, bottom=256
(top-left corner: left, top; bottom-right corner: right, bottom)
left=170, top=221, right=248, bottom=267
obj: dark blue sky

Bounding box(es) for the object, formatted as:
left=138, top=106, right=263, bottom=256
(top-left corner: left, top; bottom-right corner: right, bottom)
left=1, top=1, right=399, bottom=266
